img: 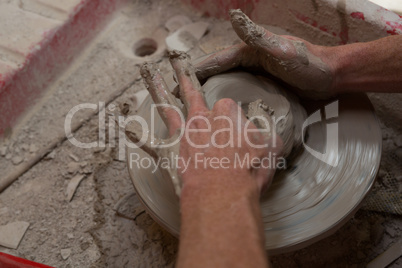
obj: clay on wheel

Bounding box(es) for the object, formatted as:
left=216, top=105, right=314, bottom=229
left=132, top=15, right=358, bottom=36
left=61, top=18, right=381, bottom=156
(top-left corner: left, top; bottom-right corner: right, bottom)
left=202, top=71, right=307, bottom=157
left=128, top=69, right=381, bottom=253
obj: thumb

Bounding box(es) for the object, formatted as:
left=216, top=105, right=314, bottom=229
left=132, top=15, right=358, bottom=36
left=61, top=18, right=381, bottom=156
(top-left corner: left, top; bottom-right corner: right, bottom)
left=229, top=9, right=272, bottom=48
left=229, top=9, right=296, bottom=59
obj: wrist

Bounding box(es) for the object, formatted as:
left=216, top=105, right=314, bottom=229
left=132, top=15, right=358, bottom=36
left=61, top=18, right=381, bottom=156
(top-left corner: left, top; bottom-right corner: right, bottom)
left=180, top=171, right=260, bottom=208
left=317, top=45, right=345, bottom=95
left=178, top=172, right=267, bottom=268
left=325, top=43, right=365, bottom=94
left=179, top=172, right=263, bottom=238
left=331, top=46, right=348, bottom=94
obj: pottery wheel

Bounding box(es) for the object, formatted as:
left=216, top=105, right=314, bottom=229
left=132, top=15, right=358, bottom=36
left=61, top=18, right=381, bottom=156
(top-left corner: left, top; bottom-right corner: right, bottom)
left=127, top=69, right=382, bottom=254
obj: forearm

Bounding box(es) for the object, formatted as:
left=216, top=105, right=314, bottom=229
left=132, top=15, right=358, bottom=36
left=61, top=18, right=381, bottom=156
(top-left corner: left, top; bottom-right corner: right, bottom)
left=330, top=35, right=402, bottom=93
left=177, top=173, right=269, bottom=268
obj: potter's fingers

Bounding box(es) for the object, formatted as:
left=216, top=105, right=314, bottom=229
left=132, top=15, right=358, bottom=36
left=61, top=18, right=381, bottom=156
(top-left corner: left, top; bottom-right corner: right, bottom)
left=194, top=44, right=246, bottom=81
left=254, top=164, right=276, bottom=195
left=212, top=98, right=248, bottom=128
left=125, top=121, right=159, bottom=159
left=140, top=63, right=184, bottom=137
left=229, top=9, right=296, bottom=60
left=169, top=50, right=208, bottom=113
left=172, top=85, right=180, bottom=99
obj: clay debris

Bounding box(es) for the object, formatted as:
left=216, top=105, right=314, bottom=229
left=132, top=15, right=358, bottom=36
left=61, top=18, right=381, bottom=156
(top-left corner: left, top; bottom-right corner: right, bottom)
left=0, top=221, right=30, bottom=249
left=66, top=174, right=87, bottom=202
left=166, top=21, right=209, bottom=52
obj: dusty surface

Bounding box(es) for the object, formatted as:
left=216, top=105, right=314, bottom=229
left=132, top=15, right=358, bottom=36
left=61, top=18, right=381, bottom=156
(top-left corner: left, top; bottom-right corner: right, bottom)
left=0, top=0, right=401, bottom=267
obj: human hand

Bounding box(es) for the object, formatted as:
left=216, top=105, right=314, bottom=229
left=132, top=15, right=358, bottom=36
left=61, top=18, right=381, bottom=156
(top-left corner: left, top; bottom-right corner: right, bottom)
left=125, top=50, right=283, bottom=198
left=195, top=9, right=337, bottom=99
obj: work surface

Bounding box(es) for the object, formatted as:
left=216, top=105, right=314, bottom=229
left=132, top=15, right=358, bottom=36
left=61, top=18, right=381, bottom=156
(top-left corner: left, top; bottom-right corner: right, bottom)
left=0, top=0, right=401, bottom=267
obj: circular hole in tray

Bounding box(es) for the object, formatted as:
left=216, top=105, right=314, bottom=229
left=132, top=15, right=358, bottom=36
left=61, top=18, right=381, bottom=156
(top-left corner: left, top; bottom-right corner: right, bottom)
left=133, top=38, right=158, bottom=57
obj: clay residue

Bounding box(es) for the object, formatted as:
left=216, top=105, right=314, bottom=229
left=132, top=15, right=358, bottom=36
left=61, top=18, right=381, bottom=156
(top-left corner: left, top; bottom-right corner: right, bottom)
left=229, top=9, right=334, bottom=99
left=140, top=62, right=182, bottom=125
left=169, top=49, right=205, bottom=107
left=1, top=2, right=398, bottom=266
left=246, top=98, right=275, bottom=144
left=200, top=71, right=306, bottom=157
left=229, top=9, right=266, bottom=47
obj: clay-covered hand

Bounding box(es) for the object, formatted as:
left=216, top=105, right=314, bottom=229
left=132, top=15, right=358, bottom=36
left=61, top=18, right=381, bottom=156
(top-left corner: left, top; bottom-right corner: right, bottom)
left=195, top=9, right=337, bottom=99
left=125, top=50, right=283, bottom=197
